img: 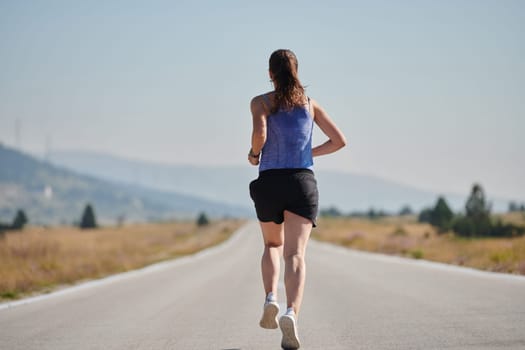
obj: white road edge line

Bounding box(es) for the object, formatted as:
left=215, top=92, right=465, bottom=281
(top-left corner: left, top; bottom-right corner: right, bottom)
left=0, top=221, right=256, bottom=311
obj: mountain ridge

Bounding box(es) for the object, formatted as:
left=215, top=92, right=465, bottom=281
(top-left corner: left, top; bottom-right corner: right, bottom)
left=47, top=149, right=515, bottom=213
left=0, top=144, right=251, bottom=225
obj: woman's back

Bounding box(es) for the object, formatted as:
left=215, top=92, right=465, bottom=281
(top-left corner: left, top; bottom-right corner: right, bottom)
left=259, top=95, right=314, bottom=172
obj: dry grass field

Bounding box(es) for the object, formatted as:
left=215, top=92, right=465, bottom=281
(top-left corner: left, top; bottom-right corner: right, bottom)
left=313, top=213, right=525, bottom=275
left=0, top=219, right=244, bottom=301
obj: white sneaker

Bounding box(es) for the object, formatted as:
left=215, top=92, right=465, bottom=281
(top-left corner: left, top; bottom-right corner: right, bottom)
left=279, top=313, right=300, bottom=349
left=259, top=300, right=279, bottom=329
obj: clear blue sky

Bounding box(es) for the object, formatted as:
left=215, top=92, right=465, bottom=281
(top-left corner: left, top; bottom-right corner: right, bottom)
left=1, top=0, right=524, bottom=200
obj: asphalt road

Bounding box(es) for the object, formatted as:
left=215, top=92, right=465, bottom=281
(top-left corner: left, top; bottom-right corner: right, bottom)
left=1, top=222, right=524, bottom=349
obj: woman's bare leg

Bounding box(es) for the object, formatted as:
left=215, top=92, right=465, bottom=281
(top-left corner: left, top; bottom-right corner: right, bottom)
left=259, top=221, right=284, bottom=297
left=283, top=210, right=312, bottom=317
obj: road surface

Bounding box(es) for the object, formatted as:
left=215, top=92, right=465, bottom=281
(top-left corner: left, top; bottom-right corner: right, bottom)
left=1, top=222, right=524, bottom=349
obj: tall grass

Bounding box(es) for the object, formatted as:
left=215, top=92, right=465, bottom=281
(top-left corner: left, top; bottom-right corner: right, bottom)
left=0, top=220, right=243, bottom=300
left=313, top=215, right=525, bottom=275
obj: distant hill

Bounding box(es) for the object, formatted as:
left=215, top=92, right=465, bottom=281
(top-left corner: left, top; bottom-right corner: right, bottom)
left=0, top=144, right=251, bottom=225
left=48, top=150, right=514, bottom=214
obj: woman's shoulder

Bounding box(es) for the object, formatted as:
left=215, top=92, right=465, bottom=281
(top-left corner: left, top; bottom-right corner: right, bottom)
left=251, top=92, right=275, bottom=113
left=251, top=91, right=274, bottom=103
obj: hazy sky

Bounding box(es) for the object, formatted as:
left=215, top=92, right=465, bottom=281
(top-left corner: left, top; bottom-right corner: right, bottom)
left=1, top=0, right=524, bottom=200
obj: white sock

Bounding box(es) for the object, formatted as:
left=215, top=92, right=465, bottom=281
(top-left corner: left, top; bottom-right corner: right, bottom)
left=266, top=291, right=276, bottom=302
left=286, top=307, right=295, bottom=316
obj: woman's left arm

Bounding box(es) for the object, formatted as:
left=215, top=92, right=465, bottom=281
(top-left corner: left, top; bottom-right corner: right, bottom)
left=311, top=98, right=347, bottom=157
left=248, top=96, right=267, bottom=166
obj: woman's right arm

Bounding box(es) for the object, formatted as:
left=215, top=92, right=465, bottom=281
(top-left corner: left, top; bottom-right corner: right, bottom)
left=311, top=98, right=347, bottom=157
left=248, top=95, right=267, bottom=166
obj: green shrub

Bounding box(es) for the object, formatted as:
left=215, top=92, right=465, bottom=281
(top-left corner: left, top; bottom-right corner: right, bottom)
left=430, top=197, right=454, bottom=232
left=12, top=209, right=28, bottom=230
left=418, top=197, right=453, bottom=233
left=1, top=291, right=18, bottom=299
left=320, top=206, right=343, bottom=217
left=410, top=250, right=424, bottom=259
left=196, top=212, right=209, bottom=226
left=399, top=205, right=413, bottom=216
left=80, top=204, right=97, bottom=229
left=418, top=208, right=432, bottom=223
left=392, top=226, right=407, bottom=236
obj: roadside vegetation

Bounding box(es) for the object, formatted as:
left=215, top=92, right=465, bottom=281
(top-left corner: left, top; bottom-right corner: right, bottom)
left=0, top=218, right=243, bottom=301
left=314, top=184, right=525, bottom=275
left=313, top=213, right=525, bottom=275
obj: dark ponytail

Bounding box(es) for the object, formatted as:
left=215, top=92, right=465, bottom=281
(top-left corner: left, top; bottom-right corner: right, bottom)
left=269, top=49, right=305, bottom=113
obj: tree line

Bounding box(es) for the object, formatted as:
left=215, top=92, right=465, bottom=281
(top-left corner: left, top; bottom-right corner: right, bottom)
left=419, top=184, right=524, bottom=237
left=320, top=183, right=525, bottom=238
left=0, top=205, right=97, bottom=233
left=320, top=206, right=411, bottom=219
left=0, top=210, right=28, bottom=232
left=76, top=204, right=211, bottom=228
left=0, top=203, right=211, bottom=234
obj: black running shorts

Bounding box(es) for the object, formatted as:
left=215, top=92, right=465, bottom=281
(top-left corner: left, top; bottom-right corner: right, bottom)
left=249, top=168, right=319, bottom=227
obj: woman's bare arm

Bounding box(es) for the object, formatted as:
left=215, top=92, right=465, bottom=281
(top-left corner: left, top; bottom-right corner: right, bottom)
left=311, top=98, right=347, bottom=157
left=248, top=95, right=268, bottom=165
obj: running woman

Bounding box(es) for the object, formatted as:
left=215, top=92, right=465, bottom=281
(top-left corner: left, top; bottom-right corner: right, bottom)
left=248, top=49, right=346, bottom=349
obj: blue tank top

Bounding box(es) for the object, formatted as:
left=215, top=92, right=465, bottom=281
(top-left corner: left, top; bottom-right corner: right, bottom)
left=259, top=95, right=314, bottom=172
